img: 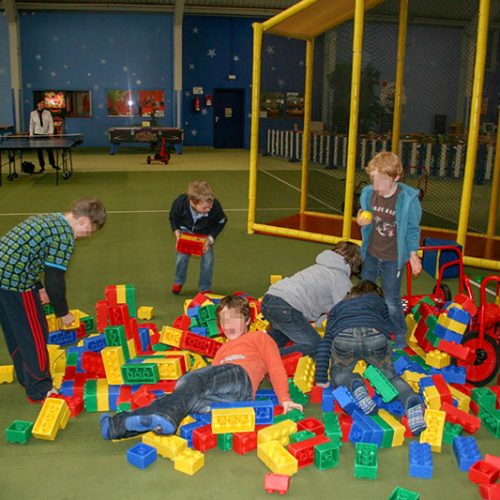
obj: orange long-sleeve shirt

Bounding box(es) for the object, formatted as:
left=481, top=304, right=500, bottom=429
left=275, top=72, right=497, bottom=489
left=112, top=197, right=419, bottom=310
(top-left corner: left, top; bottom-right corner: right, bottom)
left=212, top=330, right=290, bottom=404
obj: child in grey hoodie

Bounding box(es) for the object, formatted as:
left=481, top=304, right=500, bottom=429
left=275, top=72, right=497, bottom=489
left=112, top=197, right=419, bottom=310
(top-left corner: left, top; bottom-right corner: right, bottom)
left=261, top=241, right=361, bottom=357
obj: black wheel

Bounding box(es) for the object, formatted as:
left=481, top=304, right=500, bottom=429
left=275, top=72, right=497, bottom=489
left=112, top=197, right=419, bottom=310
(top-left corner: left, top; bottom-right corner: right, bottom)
left=163, top=152, right=171, bottom=165
left=456, top=331, right=499, bottom=386
left=432, top=283, right=452, bottom=302
left=62, top=171, right=71, bottom=180
left=146, top=156, right=151, bottom=164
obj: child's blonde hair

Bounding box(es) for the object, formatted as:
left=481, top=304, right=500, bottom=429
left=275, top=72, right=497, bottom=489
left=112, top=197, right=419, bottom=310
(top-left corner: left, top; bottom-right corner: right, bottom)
left=187, top=181, right=215, bottom=204
left=365, top=152, right=403, bottom=179
left=70, top=197, right=106, bottom=229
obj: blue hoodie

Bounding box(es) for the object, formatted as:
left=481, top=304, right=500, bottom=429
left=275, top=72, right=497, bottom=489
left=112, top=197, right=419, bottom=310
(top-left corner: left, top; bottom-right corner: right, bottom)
left=359, top=183, right=421, bottom=271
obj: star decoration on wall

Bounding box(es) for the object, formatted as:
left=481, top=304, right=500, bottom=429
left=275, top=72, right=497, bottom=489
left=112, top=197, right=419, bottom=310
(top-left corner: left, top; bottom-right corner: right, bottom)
left=265, top=45, right=274, bottom=54
left=189, top=64, right=195, bottom=70
left=233, top=55, right=239, bottom=62
left=278, top=79, right=285, bottom=87
left=35, top=54, right=42, bottom=60
left=136, top=79, right=142, bottom=85
left=207, top=49, right=217, bottom=58
left=100, top=59, right=107, bottom=65
left=50, top=71, right=56, bottom=77
left=123, top=66, right=129, bottom=72
left=193, top=27, right=199, bottom=34
left=191, top=129, right=198, bottom=136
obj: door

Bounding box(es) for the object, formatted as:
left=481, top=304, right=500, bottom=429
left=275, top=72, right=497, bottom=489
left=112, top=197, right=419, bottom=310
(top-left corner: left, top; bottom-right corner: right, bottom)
left=213, top=89, right=244, bottom=148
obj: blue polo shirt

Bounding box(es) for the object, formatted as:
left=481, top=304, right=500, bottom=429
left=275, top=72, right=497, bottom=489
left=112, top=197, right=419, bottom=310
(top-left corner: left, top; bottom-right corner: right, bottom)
left=0, top=213, right=75, bottom=292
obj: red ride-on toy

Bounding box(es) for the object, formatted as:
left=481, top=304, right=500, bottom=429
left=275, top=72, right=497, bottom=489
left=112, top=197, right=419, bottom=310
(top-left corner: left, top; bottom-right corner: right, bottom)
left=146, top=137, right=170, bottom=165
left=403, top=244, right=500, bottom=386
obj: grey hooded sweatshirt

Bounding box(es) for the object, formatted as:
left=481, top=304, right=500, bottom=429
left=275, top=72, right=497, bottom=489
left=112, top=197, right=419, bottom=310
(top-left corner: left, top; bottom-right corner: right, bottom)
left=265, top=250, right=352, bottom=322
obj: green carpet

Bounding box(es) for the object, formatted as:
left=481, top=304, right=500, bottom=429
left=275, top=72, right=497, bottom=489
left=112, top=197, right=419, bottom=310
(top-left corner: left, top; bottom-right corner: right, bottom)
left=0, top=157, right=498, bottom=500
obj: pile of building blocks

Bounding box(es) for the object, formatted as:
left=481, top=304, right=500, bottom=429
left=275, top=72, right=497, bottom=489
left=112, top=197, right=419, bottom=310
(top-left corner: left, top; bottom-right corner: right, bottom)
left=2, top=285, right=499, bottom=498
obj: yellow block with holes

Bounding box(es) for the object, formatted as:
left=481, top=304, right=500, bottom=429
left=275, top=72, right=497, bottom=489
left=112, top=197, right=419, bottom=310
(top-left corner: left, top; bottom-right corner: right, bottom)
left=142, top=433, right=187, bottom=460
left=102, top=346, right=125, bottom=385
left=257, top=441, right=298, bottom=476
left=211, top=407, right=255, bottom=434
left=32, top=398, right=71, bottom=441
left=174, top=449, right=205, bottom=475
left=160, top=326, right=183, bottom=348
left=420, top=408, right=446, bottom=452
left=258, top=420, right=297, bottom=446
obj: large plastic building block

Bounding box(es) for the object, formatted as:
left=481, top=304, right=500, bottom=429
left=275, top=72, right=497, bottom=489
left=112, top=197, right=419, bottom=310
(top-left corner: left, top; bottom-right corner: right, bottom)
left=233, top=430, right=258, bottom=455
left=151, top=357, right=184, bottom=381
left=101, top=346, right=125, bottom=385
left=217, top=433, right=233, bottom=451
left=363, top=365, right=399, bottom=403
left=437, top=340, right=475, bottom=364
left=370, top=414, right=394, bottom=448
left=472, top=387, right=497, bottom=408
left=288, top=379, right=309, bottom=406
left=257, top=441, right=298, bottom=476
left=322, top=412, right=342, bottom=446
left=264, top=473, right=290, bottom=494
left=419, top=409, right=445, bottom=453
left=258, top=420, right=297, bottom=446
left=176, top=233, right=207, bottom=256
left=281, top=352, right=302, bottom=378
left=211, top=407, right=255, bottom=434
left=453, top=435, right=482, bottom=471
left=378, top=409, right=405, bottom=447
left=198, top=304, right=217, bottom=325
left=297, top=417, right=324, bottom=436
left=348, top=411, right=383, bottom=447
left=192, top=424, right=217, bottom=452
left=293, top=355, right=315, bottom=394
left=289, top=430, right=316, bottom=444
left=104, top=325, right=130, bottom=360
left=142, top=433, right=188, bottom=460
left=180, top=331, right=221, bottom=358
left=159, top=326, right=183, bottom=348
left=441, top=402, right=480, bottom=434
left=47, top=329, right=78, bottom=346
left=429, top=365, right=466, bottom=385
left=287, top=434, right=329, bottom=468
left=5, top=420, right=34, bottom=444
left=478, top=484, right=500, bottom=500
left=127, top=443, right=157, bottom=469
left=354, top=442, right=378, bottom=480
left=478, top=405, right=500, bottom=438
left=0, top=365, right=15, bottom=383
left=121, top=363, right=159, bottom=385
left=425, top=350, right=451, bottom=369
left=332, top=386, right=359, bottom=415
left=422, top=386, right=441, bottom=410
left=314, top=440, right=340, bottom=470
left=468, top=460, right=500, bottom=484
left=81, top=351, right=106, bottom=378
left=173, top=448, right=205, bottom=475
left=179, top=420, right=206, bottom=448
left=32, top=398, right=71, bottom=441
left=256, top=389, right=279, bottom=406
left=408, top=441, right=433, bottom=479
left=443, top=421, right=463, bottom=445
left=274, top=409, right=304, bottom=424
left=388, top=487, right=420, bottom=500
left=137, top=306, right=154, bottom=320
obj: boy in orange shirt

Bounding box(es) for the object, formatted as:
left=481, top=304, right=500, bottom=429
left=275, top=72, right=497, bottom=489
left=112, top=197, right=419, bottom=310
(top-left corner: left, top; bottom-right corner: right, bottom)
left=100, top=294, right=302, bottom=440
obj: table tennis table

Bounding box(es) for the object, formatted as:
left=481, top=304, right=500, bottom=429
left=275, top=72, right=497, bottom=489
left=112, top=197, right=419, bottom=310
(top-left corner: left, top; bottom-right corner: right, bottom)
left=0, top=134, right=83, bottom=186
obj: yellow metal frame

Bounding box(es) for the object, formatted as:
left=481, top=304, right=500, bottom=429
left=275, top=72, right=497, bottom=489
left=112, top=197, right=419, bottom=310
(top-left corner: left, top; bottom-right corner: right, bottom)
left=247, top=0, right=499, bottom=271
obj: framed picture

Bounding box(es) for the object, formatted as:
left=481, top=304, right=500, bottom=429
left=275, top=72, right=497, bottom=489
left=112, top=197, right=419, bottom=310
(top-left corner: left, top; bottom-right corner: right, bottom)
left=138, top=90, right=165, bottom=117
left=107, top=90, right=135, bottom=116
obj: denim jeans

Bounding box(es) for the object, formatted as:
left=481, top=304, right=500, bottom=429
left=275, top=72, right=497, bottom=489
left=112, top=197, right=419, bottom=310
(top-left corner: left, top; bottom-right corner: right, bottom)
left=330, top=327, right=419, bottom=411
left=362, top=252, right=406, bottom=347
left=261, top=294, right=321, bottom=357
left=174, top=244, right=214, bottom=291
left=118, top=364, right=253, bottom=431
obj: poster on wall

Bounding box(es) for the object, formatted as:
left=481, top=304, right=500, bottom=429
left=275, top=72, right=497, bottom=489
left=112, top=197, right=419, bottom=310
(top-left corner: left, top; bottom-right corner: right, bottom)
left=138, top=90, right=165, bottom=117
left=107, top=90, right=135, bottom=116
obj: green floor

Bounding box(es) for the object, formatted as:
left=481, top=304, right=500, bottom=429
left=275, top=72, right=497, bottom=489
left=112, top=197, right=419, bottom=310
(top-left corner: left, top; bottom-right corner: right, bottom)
left=0, top=149, right=498, bottom=500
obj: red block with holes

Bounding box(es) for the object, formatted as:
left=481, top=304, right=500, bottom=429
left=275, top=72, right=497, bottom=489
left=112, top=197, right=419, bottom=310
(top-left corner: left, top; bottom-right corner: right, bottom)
left=81, top=351, right=106, bottom=378
left=96, top=300, right=109, bottom=333
left=309, top=385, right=323, bottom=404
left=192, top=424, right=217, bottom=452
left=297, top=417, right=324, bottom=435
left=131, top=386, right=156, bottom=409
left=180, top=330, right=221, bottom=358
left=431, top=374, right=453, bottom=406
left=478, top=483, right=500, bottom=500
left=233, top=430, right=258, bottom=455
left=438, top=340, right=475, bottom=363
left=264, top=473, right=290, bottom=494
left=468, top=460, right=500, bottom=484
left=281, top=352, right=302, bottom=378
left=338, top=413, right=353, bottom=442
left=441, top=402, right=480, bottom=434
left=173, top=314, right=192, bottom=330
left=288, top=434, right=330, bottom=468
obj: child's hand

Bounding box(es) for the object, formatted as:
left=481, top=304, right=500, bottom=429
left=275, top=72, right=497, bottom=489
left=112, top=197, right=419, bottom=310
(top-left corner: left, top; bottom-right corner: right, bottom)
left=60, top=312, right=75, bottom=327
left=315, top=382, right=330, bottom=389
left=282, top=400, right=303, bottom=413
left=174, top=230, right=181, bottom=241
left=202, top=237, right=211, bottom=254
left=409, top=253, right=422, bottom=277
left=356, top=209, right=372, bottom=227
left=38, top=288, right=50, bottom=305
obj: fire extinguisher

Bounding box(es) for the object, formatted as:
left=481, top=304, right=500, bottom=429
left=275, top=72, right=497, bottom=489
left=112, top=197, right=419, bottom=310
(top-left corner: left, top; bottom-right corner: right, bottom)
left=205, top=94, right=212, bottom=107
left=193, top=97, right=201, bottom=112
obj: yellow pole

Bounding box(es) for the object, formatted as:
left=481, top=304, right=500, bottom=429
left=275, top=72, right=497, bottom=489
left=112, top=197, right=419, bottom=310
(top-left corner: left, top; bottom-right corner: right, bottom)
left=456, top=0, right=490, bottom=249
left=248, top=22, right=263, bottom=234
left=342, top=0, right=365, bottom=240
left=392, top=0, right=408, bottom=154
left=485, top=111, right=500, bottom=258
left=300, top=38, right=314, bottom=213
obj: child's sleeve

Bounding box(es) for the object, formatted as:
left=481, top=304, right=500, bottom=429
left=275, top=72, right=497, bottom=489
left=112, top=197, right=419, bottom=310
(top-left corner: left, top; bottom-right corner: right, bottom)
left=406, top=196, right=422, bottom=254
left=260, top=333, right=290, bottom=403
left=208, top=200, right=227, bottom=240
left=315, top=327, right=334, bottom=385
left=169, top=195, right=182, bottom=232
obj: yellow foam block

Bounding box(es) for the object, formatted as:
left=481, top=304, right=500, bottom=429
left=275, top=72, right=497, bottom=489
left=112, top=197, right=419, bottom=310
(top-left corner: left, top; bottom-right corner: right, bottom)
left=258, top=420, right=297, bottom=446
left=142, top=433, right=188, bottom=460
left=257, top=441, right=298, bottom=476
left=174, top=449, right=205, bottom=475
left=102, top=346, right=125, bottom=385
left=293, top=355, right=315, bottom=394
left=211, top=407, right=255, bottom=434
left=420, top=408, right=445, bottom=452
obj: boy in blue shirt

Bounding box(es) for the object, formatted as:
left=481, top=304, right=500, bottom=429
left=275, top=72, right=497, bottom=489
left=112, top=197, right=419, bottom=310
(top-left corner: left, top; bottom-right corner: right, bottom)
left=315, top=280, right=426, bottom=435
left=0, top=197, right=106, bottom=402
left=357, top=152, right=422, bottom=349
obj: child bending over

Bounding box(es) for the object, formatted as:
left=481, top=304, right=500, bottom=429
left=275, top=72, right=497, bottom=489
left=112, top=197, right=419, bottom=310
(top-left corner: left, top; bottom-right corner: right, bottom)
left=315, top=280, right=426, bottom=436
left=100, top=294, right=303, bottom=440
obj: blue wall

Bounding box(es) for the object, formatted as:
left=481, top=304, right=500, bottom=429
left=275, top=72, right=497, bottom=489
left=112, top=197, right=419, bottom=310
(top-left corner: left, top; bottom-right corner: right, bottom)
left=19, top=11, right=173, bottom=146
left=0, top=14, right=13, bottom=126
left=182, top=16, right=257, bottom=147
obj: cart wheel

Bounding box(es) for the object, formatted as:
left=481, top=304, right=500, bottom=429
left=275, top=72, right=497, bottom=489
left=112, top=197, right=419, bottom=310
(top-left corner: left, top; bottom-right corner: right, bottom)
left=163, top=152, right=171, bottom=165
left=432, top=283, right=452, bottom=303
left=456, top=331, right=499, bottom=386
left=62, top=171, right=71, bottom=180
left=146, top=156, right=151, bottom=164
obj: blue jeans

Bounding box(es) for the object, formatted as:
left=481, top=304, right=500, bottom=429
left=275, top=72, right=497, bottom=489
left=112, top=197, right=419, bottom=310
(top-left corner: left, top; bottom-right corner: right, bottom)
left=362, top=252, right=406, bottom=348
left=110, top=364, right=252, bottom=435
left=330, top=327, right=419, bottom=411
left=261, top=294, right=321, bottom=357
left=174, top=244, right=214, bottom=291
